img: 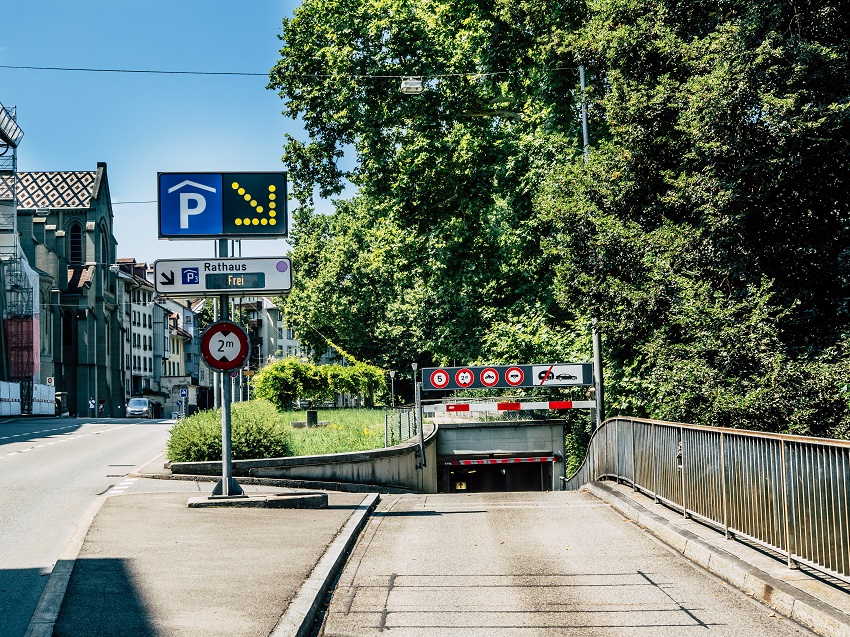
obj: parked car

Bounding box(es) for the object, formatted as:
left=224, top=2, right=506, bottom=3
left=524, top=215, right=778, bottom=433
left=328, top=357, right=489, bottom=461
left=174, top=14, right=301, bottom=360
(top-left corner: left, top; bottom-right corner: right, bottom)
left=126, top=397, right=153, bottom=418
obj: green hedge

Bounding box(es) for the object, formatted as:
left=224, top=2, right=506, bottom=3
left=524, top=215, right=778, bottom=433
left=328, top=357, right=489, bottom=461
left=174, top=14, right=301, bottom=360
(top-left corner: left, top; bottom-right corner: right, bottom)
left=166, top=399, right=292, bottom=462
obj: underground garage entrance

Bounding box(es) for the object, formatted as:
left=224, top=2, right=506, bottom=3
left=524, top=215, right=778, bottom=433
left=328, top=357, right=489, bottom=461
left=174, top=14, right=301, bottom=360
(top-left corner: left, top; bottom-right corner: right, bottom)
left=435, top=419, right=566, bottom=493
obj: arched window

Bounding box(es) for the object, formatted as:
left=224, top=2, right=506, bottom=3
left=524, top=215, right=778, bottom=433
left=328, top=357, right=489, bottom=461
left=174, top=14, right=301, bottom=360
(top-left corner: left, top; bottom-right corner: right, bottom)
left=69, top=223, right=83, bottom=264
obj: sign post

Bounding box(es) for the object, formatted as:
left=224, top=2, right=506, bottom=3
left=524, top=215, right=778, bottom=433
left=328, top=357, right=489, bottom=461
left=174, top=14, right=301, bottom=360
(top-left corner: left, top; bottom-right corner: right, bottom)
left=199, top=314, right=251, bottom=497
left=158, top=172, right=289, bottom=499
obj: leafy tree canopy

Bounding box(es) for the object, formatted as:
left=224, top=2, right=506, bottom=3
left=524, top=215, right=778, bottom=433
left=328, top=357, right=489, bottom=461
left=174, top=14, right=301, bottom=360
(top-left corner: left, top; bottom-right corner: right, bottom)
left=269, top=0, right=850, bottom=435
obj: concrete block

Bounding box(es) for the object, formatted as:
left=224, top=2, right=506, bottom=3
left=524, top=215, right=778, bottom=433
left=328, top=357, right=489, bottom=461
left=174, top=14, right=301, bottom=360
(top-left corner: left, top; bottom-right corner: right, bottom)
left=187, top=493, right=327, bottom=509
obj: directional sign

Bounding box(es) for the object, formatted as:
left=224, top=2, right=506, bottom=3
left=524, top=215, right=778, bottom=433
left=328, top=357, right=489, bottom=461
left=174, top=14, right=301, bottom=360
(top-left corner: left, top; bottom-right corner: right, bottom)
left=153, top=257, right=292, bottom=297
left=159, top=172, right=287, bottom=239
left=422, top=363, right=593, bottom=391
left=200, top=321, right=250, bottom=372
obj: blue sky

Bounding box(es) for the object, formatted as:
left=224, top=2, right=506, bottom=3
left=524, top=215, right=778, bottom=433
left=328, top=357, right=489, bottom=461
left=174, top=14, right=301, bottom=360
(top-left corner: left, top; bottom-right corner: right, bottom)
left=1, top=0, right=340, bottom=263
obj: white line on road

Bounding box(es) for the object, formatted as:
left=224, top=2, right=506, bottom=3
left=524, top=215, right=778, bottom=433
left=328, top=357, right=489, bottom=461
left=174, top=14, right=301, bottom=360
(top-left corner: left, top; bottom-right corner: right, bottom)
left=107, top=478, right=139, bottom=496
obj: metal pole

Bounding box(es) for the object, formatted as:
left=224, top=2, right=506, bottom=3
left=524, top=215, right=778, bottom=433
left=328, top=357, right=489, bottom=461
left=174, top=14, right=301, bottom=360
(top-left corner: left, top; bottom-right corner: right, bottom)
left=417, top=381, right=426, bottom=468
left=212, top=238, right=242, bottom=497
left=721, top=431, right=729, bottom=538
left=580, top=65, right=605, bottom=428
left=213, top=242, right=221, bottom=410
left=579, top=65, right=590, bottom=162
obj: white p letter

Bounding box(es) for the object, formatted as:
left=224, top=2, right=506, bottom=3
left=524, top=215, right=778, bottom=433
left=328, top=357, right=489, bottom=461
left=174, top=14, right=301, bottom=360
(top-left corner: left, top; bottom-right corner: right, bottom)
left=179, top=193, right=206, bottom=229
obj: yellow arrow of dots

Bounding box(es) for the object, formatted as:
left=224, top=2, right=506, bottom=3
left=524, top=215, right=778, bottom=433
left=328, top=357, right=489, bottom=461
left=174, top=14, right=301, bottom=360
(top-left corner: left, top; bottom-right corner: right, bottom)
left=230, top=181, right=278, bottom=226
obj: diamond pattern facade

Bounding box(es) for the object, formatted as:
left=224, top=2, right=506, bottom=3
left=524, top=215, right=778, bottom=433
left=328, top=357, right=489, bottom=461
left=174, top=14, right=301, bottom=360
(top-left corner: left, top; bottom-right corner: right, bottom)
left=4, top=171, right=98, bottom=209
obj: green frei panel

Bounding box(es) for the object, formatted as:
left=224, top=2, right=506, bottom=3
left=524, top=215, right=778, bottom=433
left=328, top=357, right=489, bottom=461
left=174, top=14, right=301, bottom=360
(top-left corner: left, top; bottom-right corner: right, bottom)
left=222, top=173, right=287, bottom=236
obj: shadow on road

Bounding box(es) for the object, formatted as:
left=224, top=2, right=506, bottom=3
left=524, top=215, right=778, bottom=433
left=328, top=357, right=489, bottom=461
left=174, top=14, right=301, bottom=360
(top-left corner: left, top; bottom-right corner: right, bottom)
left=0, top=421, right=84, bottom=447
left=54, top=558, right=159, bottom=637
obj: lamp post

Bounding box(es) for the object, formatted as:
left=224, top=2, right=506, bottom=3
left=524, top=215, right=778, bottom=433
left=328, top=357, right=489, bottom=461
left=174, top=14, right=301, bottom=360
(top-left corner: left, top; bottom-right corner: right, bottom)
left=579, top=64, right=605, bottom=428
left=411, top=362, right=418, bottom=405
left=389, top=370, right=396, bottom=409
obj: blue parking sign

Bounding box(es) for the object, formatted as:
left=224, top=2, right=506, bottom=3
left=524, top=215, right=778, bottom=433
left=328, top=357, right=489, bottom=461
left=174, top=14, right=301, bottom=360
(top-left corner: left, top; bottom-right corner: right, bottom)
left=182, top=268, right=200, bottom=285
left=159, top=173, right=223, bottom=237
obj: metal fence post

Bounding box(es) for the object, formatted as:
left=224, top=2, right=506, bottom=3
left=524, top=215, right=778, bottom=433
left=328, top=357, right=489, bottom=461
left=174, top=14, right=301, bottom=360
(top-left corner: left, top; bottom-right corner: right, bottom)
left=781, top=440, right=797, bottom=568
left=680, top=427, right=688, bottom=518
left=653, top=422, right=659, bottom=503
left=632, top=419, right=637, bottom=491
left=721, top=431, right=729, bottom=539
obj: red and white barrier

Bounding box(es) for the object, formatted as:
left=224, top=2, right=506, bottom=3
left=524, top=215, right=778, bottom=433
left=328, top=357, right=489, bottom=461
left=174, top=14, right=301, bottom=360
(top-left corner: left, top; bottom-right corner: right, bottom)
left=424, top=400, right=595, bottom=413
left=443, top=456, right=559, bottom=466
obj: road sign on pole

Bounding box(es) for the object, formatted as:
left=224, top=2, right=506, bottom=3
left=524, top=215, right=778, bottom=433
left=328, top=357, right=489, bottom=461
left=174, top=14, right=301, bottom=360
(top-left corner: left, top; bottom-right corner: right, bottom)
left=200, top=321, right=250, bottom=372
left=158, top=172, right=287, bottom=239
left=153, top=257, right=292, bottom=297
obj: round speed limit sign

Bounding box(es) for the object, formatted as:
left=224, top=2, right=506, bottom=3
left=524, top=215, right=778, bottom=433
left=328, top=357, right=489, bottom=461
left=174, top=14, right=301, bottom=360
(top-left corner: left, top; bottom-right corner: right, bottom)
left=430, top=369, right=450, bottom=389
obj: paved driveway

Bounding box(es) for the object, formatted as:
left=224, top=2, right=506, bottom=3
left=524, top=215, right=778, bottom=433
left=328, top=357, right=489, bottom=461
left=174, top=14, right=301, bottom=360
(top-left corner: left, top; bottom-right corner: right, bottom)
left=320, top=491, right=812, bottom=636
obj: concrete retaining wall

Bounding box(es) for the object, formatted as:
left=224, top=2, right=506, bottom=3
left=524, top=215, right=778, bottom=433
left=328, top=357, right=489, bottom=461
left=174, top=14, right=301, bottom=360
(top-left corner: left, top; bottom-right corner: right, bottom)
left=171, top=425, right=439, bottom=493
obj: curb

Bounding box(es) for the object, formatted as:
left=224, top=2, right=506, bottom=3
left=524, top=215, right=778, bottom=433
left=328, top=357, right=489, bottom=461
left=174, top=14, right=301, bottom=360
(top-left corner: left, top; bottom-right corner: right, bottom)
left=24, top=495, right=109, bottom=637
left=584, top=481, right=850, bottom=637
left=132, top=471, right=418, bottom=494
left=270, top=492, right=381, bottom=637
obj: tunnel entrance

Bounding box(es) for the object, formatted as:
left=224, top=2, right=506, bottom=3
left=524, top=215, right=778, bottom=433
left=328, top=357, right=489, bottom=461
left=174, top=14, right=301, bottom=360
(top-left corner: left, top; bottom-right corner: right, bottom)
left=437, top=455, right=557, bottom=493
left=434, top=419, right=566, bottom=494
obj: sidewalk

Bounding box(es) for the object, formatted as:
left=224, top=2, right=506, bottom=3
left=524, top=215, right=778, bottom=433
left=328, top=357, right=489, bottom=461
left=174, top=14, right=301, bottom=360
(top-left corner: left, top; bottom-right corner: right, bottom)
left=587, top=481, right=850, bottom=637
left=26, top=467, right=850, bottom=637
left=30, top=480, right=377, bottom=637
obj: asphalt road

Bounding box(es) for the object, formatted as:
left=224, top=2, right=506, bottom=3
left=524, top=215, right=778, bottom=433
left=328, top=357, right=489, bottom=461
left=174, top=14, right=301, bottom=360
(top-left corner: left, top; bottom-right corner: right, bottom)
left=321, top=491, right=815, bottom=636
left=0, top=415, right=172, bottom=637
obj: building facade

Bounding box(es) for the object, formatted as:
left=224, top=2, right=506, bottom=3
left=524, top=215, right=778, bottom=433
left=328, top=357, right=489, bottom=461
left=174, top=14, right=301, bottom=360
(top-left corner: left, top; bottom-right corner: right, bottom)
left=6, top=163, right=125, bottom=416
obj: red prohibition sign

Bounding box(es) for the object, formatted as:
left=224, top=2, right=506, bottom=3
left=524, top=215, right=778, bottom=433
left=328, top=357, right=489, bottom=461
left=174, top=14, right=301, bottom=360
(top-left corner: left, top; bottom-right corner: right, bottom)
left=200, top=320, right=250, bottom=372
left=455, top=368, right=475, bottom=388
left=505, top=366, right=525, bottom=387
left=480, top=367, right=500, bottom=387
left=430, top=369, right=450, bottom=389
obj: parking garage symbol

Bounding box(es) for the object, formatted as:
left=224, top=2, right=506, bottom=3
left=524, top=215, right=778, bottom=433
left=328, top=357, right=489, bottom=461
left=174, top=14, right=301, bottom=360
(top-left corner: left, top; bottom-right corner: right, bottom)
left=182, top=268, right=200, bottom=285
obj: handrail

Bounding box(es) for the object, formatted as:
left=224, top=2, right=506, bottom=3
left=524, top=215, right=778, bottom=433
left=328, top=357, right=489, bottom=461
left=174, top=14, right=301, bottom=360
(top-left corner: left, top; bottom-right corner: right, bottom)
left=565, top=417, right=850, bottom=585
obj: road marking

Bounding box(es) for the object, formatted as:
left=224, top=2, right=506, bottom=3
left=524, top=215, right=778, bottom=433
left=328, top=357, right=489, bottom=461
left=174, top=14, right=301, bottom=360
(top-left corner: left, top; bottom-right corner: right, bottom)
left=0, top=424, right=81, bottom=441
left=1, top=424, right=135, bottom=460
left=107, top=478, right=139, bottom=496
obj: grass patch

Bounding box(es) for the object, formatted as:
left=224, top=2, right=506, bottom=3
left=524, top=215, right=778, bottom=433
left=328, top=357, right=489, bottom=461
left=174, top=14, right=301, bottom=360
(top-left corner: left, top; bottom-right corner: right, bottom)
left=286, top=408, right=389, bottom=456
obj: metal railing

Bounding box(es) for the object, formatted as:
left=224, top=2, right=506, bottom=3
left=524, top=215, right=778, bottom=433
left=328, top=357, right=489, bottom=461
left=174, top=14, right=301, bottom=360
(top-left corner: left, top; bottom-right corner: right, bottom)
left=384, top=408, right=418, bottom=446
left=565, top=417, right=850, bottom=585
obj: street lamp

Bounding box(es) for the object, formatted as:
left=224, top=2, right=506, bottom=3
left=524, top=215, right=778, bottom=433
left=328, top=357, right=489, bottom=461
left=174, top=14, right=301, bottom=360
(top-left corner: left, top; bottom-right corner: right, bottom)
left=389, top=370, right=396, bottom=409
left=411, top=362, right=418, bottom=404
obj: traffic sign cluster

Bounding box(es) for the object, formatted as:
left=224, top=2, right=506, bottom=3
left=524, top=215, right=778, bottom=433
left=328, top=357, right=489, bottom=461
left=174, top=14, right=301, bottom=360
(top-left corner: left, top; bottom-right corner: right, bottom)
left=423, top=364, right=592, bottom=391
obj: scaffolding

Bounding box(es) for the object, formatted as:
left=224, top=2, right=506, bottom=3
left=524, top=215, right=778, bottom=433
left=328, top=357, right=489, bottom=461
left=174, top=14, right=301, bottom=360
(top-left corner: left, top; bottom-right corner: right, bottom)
left=0, top=102, right=39, bottom=411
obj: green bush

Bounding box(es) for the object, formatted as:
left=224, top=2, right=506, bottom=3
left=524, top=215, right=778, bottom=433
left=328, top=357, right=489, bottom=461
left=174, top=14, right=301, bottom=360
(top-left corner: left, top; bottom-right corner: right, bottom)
left=167, top=399, right=292, bottom=462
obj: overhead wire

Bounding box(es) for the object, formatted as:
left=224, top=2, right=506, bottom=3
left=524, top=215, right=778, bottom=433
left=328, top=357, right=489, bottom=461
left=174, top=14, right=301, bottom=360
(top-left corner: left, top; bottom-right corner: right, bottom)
left=0, top=63, right=578, bottom=80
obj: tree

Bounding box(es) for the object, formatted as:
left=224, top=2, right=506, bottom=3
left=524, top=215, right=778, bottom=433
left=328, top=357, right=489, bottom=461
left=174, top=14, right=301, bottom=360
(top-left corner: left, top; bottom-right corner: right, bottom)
left=269, top=0, right=850, bottom=436
left=269, top=0, right=587, bottom=375
left=539, top=0, right=850, bottom=433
